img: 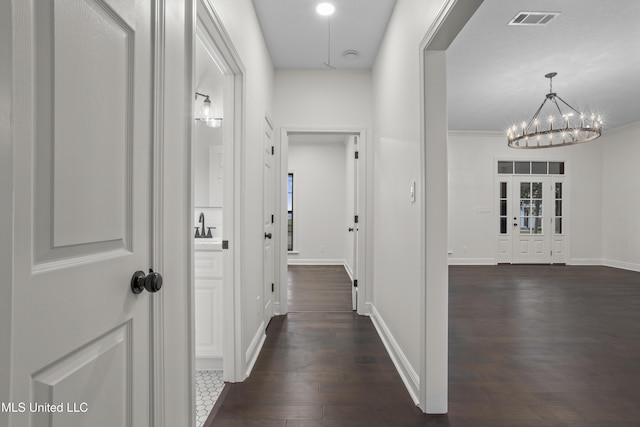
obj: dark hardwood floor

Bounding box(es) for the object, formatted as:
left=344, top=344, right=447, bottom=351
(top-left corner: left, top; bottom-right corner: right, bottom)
left=208, top=264, right=640, bottom=426
left=448, top=265, right=640, bottom=427
left=287, top=265, right=353, bottom=312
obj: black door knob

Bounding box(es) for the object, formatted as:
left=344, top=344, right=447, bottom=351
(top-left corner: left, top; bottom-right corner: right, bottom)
left=131, top=269, right=163, bottom=294
left=264, top=232, right=272, bottom=239
left=348, top=227, right=354, bottom=232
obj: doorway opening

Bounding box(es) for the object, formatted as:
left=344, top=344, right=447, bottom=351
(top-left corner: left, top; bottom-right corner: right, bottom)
left=191, top=1, right=245, bottom=425
left=278, top=129, right=367, bottom=315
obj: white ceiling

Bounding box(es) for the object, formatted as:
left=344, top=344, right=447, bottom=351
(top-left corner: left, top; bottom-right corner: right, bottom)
left=447, top=0, right=640, bottom=132
left=253, top=0, right=640, bottom=132
left=252, top=0, right=396, bottom=69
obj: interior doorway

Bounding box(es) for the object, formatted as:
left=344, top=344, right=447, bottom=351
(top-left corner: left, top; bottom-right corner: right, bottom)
left=191, top=2, right=246, bottom=425
left=278, top=129, right=367, bottom=315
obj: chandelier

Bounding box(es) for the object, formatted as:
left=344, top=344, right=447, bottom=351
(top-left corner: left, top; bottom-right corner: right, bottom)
left=507, top=72, right=603, bottom=149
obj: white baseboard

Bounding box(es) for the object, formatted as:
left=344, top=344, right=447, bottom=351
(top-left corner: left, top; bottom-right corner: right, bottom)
left=196, top=357, right=223, bottom=371
left=568, top=258, right=603, bottom=266
left=369, top=304, right=420, bottom=406
left=448, top=257, right=495, bottom=265
left=273, top=301, right=281, bottom=315
left=245, top=321, right=266, bottom=378
left=362, top=301, right=372, bottom=316
left=603, top=259, right=640, bottom=273
left=344, top=262, right=354, bottom=281
left=287, top=259, right=345, bottom=266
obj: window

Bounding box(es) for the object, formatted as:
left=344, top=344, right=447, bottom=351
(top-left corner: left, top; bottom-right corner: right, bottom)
left=497, top=161, right=565, bottom=175
left=287, top=173, right=294, bottom=251
left=499, top=182, right=508, bottom=234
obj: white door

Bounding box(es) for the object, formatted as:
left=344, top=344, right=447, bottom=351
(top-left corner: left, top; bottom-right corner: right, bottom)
left=351, top=137, right=359, bottom=310
left=10, top=1, right=155, bottom=426
left=263, top=118, right=275, bottom=324
left=512, top=177, right=551, bottom=263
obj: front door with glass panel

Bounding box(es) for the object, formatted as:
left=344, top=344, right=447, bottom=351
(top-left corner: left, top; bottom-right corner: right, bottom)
left=512, top=177, right=550, bottom=263
left=496, top=161, right=566, bottom=264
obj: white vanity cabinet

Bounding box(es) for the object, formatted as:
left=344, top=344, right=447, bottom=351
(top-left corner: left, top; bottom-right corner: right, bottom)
left=194, top=242, right=223, bottom=370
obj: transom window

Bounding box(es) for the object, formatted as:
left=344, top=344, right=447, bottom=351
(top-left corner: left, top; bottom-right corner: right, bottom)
left=498, top=161, right=564, bottom=175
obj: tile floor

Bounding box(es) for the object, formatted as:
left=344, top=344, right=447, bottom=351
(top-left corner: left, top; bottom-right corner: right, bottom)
left=195, top=370, right=225, bottom=427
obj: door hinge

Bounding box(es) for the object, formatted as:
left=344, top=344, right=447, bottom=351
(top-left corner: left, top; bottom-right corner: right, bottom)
left=353, top=279, right=358, bottom=288
left=222, top=240, right=229, bottom=249
left=354, top=215, right=359, bottom=223
left=355, top=151, right=359, bottom=159
left=271, top=283, right=274, bottom=292
left=271, top=146, right=274, bottom=155
left=271, top=214, right=274, bottom=224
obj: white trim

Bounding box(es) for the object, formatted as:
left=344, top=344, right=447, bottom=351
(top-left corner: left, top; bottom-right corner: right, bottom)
left=287, top=259, right=346, bottom=266
left=344, top=262, right=354, bottom=281
left=152, top=1, right=167, bottom=426
left=362, top=302, right=373, bottom=316
left=448, top=258, right=496, bottom=265
left=448, top=130, right=504, bottom=138
left=194, top=0, right=247, bottom=386
left=602, top=120, right=640, bottom=136
left=419, top=0, right=484, bottom=414
left=603, top=259, right=640, bottom=273
left=195, top=357, right=223, bottom=371
left=244, top=323, right=266, bottom=378
left=370, top=305, right=420, bottom=405
left=279, top=126, right=368, bottom=316
left=568, top=258, right=603, bottom=266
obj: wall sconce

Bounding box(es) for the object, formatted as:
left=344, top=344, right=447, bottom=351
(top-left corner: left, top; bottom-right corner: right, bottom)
left=195, top=92, right=223, bottom=128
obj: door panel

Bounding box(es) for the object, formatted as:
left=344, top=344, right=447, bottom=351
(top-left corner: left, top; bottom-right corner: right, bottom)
left=263, top=120, right=274, bottom=324
left=512, top=177, right=550, bottom=263
left=12, top=0, right=153, bottom=425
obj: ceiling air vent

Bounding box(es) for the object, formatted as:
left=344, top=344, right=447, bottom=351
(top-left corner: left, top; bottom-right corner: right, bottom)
left=508, top=11, right=560, bottom=26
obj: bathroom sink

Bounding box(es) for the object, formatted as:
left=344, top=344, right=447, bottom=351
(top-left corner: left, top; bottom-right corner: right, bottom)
left=194, top=238, right=222, bottom=251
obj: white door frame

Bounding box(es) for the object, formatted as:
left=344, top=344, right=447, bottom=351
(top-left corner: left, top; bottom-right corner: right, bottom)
left=494, top=158, right=570, bottom=265
left=419, top=0, right=485, bottom=414
left=192, top=0, right=246, bottom=388
left=277, top=127, right=368, bottom=315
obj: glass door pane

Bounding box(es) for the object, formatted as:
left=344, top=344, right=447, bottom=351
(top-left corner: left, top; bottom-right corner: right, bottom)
left=519, top=181, right=544, bottom=235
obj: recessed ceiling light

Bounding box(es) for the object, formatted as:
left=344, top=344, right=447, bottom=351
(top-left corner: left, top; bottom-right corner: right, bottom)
left=316, top=2, right=335, bottom=16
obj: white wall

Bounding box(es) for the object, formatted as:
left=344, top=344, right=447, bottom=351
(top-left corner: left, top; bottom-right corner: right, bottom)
left=447, top=132, right=604, bottom=265
left=370, top=0, right=451, bottom=405
left=209, top=0, right=274, bottom=375
left=288, top=140, right=347, bottom=264
left=274, top=70, right=372, bottom=129
left=603, top=122, right=640, bottom=271
left=194, top=34, right=224, bottom=209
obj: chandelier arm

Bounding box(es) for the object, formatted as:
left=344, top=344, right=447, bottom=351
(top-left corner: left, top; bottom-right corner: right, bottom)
left=550, top=97, right=566, bottom=119
left=525, top=98, right=550, bottom=131
left=553, top=94, right=582, bottom=117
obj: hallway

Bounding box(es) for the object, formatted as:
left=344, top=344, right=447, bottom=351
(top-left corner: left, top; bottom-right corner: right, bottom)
left=207, top=265, right=439, bottom=426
